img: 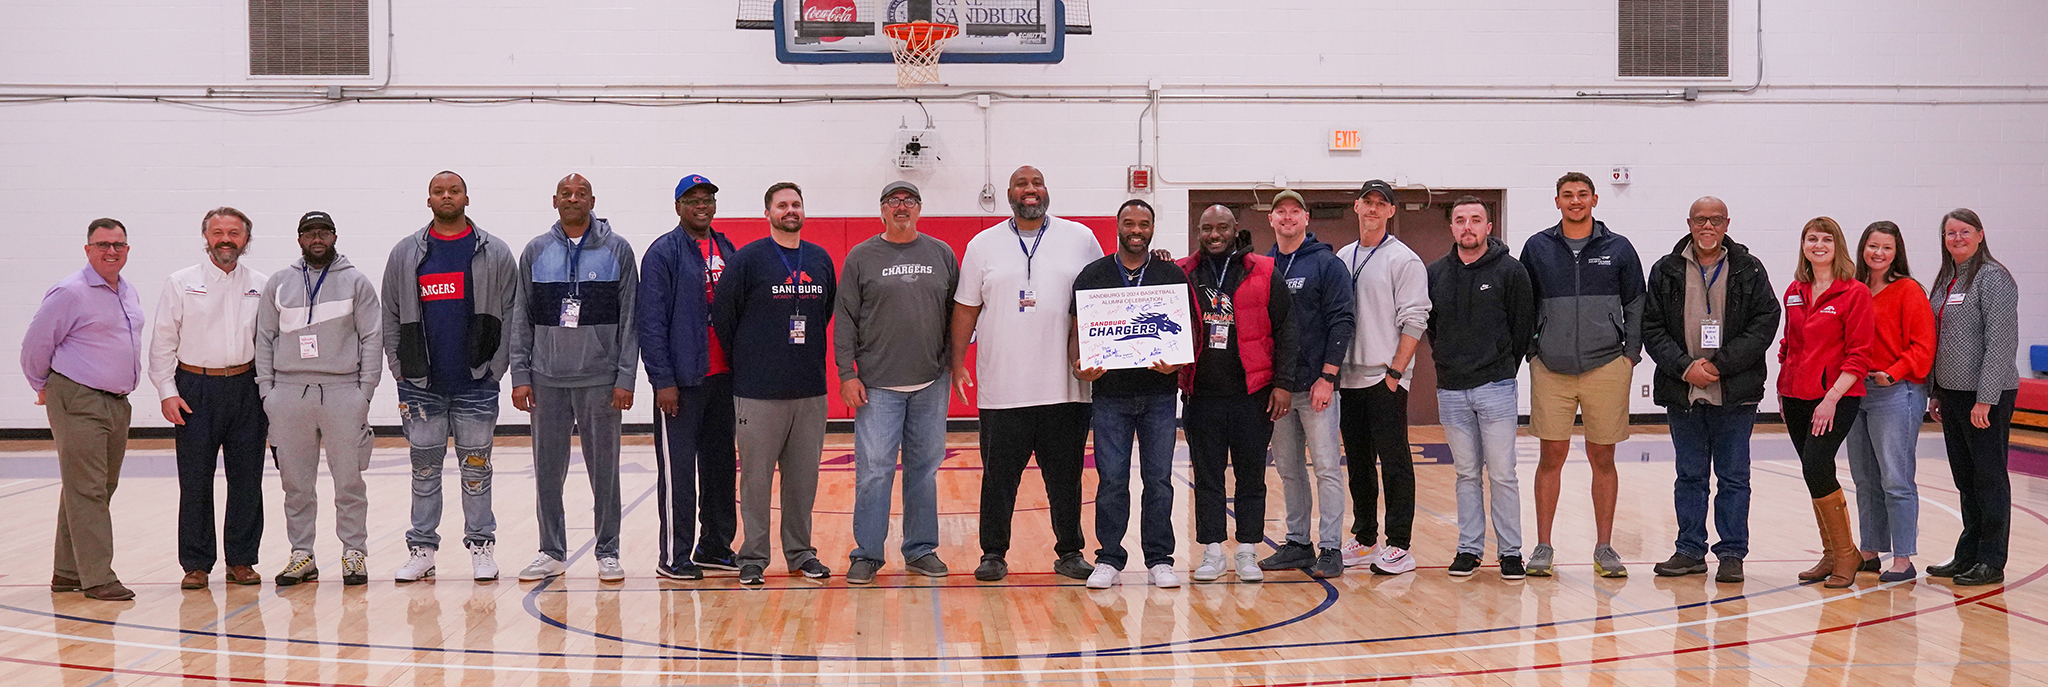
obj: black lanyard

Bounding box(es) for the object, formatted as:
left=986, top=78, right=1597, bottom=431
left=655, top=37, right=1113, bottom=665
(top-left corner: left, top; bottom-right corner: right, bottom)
left=777, top=243, right=806, bottom=315
left=1012, top=219, right=1045, bottom=283
left=1697, top=258, right=1724, bottom=315
left=1203, top=254, right=1234, bottom=292
left=1348, top=234, right=1390, bottom=283
left=565, top=226, right=592, bottom=297
left=1118, top=256, right=1149, bottom=288
left=300, top=264, right=331, bottom=327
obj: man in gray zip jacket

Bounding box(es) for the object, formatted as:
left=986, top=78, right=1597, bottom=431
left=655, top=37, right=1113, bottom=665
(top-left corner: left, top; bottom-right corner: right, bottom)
left=508, top=174, right=639, bottom=583
left=256, top=211, right=382, bottom=587
left=381, top=170, right=521, bottom=583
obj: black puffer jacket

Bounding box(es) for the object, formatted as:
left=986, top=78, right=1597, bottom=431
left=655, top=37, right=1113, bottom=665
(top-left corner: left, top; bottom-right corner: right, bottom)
left=1642, top=236, right=1780, bottom=408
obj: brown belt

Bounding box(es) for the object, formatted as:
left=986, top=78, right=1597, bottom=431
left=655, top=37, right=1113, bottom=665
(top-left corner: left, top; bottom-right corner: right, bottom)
left=178, top=362, right=253, bottom=376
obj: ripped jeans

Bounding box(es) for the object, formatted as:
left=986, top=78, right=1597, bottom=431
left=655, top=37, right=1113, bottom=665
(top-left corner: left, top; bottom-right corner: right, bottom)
left=398, top=380, right=500, bottom=550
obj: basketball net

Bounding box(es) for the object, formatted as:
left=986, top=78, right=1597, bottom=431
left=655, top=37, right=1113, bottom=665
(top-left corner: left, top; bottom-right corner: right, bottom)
left=882, top=21, right=959, bottom=87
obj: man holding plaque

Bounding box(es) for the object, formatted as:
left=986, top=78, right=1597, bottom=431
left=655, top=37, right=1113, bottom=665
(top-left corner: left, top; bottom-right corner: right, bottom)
left=1069, top=199, right=1189, bottom=589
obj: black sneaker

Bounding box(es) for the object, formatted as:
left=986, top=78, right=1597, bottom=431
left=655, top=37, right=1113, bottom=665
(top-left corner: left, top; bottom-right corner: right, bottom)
left=1309, top=548, right=1344, bottom=579
left=974, top=554, right=1008, bottom=581
left=1499, top=555, right=1526, bottom=580
left=799, top=559, right=831, bottom=579
left=1054, top=553, right=1094, bottom=580
left=1259, top=541, right=1316, bottom=571
left=656, top=563, right=704, bottom=581
left=1715, top=556, right=1745, bottom=583
left=738, top=564, right=766, bottom=585
left=693, top=550, right=739, bottom=572
left=1653, top=553, right=1708, bottom=577
left=1447, top=552, right=1480, bottom=577
left=847, top=558, right=882, bottom=585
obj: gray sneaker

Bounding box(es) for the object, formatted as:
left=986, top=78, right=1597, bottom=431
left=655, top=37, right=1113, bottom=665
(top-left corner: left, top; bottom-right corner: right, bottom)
left=1525, top=543, right=1555, bottom=577
left=905, top=553, right=949, bottom=577
left=1593, top=544, right=1628, bottom=578
left=847, top=558, right=882, bottom=585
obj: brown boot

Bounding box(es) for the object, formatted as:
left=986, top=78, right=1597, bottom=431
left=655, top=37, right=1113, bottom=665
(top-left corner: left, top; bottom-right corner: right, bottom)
left=1798, top=498, right=1833, bottom=582
left=1815, top=491, right=1860, bottom=589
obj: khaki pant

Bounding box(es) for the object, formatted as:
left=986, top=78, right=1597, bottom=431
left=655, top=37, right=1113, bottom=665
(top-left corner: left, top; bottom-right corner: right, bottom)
left=1528, top=356, right=1635, bottom=445
left=46, top=373, right=132, bottom=588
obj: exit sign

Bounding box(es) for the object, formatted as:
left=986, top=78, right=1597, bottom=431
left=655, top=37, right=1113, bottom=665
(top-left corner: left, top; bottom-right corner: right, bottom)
left=1329, top=129, right=1361, bottom=151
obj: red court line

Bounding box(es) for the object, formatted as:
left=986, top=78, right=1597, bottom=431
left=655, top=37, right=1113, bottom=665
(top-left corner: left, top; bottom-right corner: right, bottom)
left=1981, top=602, right=2048, bottom=628
left=0, top=653, right=376, bottom=686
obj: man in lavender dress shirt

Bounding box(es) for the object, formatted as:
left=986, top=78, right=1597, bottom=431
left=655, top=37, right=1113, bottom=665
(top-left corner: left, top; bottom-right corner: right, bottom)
left=21, top=218, right=146, bottom=601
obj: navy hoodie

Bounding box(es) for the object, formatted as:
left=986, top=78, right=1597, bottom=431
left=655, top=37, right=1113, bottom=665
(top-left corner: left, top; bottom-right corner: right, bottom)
left=1268, top=233, right=1355, bottom=393
left=1519, top=220, right=1645, bottom=375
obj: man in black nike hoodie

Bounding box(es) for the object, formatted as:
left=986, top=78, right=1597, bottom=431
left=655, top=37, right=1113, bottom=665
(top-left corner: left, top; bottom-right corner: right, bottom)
left=1425, top=196, right=1534, bottom=579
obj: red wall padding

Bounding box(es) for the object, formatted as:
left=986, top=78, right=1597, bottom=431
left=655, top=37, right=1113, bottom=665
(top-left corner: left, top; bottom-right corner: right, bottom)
left=708, top=215, right=1119, bottom=419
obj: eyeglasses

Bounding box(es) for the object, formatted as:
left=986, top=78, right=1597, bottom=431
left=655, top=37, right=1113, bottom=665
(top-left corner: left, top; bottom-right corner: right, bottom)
left=882, top=198, right=921, bottom=208
left=300, top=229, right=336, bottom=239
left=1945, top=230, right=1976, bottom=239
left=678, top=198, right=717, bottom=208
left=1687, top=216, right=1729, bottom=228
left=88, top=242, right=129, bottom=251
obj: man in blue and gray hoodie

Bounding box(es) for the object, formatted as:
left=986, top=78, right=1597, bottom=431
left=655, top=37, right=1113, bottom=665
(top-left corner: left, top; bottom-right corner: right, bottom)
left=1517, top=171, right=1645, bottom=578
left=510, top=174, right=639, bottom=584
left=257, top=211, right=381, bottom=587
left=1258, top=190, right=1355, bottom=579
left=382, top=170, right=521, bottom=583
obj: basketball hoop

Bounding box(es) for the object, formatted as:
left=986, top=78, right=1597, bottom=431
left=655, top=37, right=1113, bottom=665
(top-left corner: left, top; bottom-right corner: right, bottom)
left=882, top=21, right=959, bottom=87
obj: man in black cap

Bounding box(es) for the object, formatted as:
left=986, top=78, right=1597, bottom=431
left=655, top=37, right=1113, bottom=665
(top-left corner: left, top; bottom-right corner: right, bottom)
left=257, top=212, right=383, bottom=586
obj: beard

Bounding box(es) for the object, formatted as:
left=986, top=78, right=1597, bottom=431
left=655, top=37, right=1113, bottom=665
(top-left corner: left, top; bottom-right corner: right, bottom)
left=1010, top=195, right=1049, bottom=221
left=301, top=243, right=335, bottom=267
left=210, top=242, right=245, bottom=264
left=432, top=206, right=464, bottom=223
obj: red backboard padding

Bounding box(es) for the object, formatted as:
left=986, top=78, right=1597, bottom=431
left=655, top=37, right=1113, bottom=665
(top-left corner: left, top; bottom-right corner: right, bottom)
left=708, top=215, right=1119, bottom=419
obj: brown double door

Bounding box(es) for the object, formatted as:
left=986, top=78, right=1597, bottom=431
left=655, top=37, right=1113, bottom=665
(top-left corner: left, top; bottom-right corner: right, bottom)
left=1187, top=188, right=1509, bottom=425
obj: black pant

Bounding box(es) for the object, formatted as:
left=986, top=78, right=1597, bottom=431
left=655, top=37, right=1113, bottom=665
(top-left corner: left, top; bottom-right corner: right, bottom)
left=174, top=368, right=267, bottom=573
left=1187, top=390, right=1273, bottom=545
left=978, top=403, right=1091, bottom=558
left=1938, top=386, right=2016, bottom=571
left=1781, top=395, right=1862, bottom=499
left=653, top=373, right=737, bottom=569
left=1340, top=384, right=1413, bottom=550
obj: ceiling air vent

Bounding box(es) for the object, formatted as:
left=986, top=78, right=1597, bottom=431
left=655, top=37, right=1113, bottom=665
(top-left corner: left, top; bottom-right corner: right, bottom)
left=250, top=0, right=370, bottom=76
left=1618, top=0, right=1728, bottom=78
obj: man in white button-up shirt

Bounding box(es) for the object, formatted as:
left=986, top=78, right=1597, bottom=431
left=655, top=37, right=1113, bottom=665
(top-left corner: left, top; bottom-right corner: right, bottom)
left=149, top=207, right=270, bottom=590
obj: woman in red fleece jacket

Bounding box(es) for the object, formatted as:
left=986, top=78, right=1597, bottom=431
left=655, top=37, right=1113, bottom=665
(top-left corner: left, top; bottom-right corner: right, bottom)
left=1844, top=221, right=1935, bottom=583
left=1778, top=216, right=1876, bottom=589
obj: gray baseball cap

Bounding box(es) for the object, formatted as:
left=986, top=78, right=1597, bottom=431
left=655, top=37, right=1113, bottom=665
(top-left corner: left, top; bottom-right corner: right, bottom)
left=880, top=180, right=921, bottom=202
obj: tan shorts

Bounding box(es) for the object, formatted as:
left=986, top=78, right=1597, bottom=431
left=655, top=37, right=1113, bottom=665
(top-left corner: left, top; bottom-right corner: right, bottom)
left=1528, top=356, right=1635, bottom=444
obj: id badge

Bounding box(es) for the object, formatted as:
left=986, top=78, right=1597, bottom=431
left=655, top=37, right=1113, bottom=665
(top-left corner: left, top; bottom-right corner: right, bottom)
left=560, top=298, right=582, bottom=328
left=789, top=315, right=807, bottom=345
left=1947, top=292, right=1967, bottom=305
left=1208, top=324, right=1231, bottom=349
left=1018, top=289, right=1038, bottom=313
left=298, top=334, right=319, bottom=359
left=1700, top=319, right=1722, bottom=349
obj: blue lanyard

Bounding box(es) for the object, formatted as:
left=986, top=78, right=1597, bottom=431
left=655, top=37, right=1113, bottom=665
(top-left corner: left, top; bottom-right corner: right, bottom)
left=1012, top=219, right=1045, bottom=283
left=1118, top=256, right=1149, bottom=288
left=1274, top=248, right=1300, bottom=280
left=1697, top=258, right=1724, bottom=315
left=565, top=226, right=592, bottom=297
left=1348, top=234, right=1390, bottom=283
left=300, top=264, right=331, bottom=327
left=1204, top=253, right=1234, bottom=292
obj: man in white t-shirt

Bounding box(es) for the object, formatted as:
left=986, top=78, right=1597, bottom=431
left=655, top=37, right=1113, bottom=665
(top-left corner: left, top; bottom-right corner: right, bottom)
left=949, top=166, right=1104, bottom=582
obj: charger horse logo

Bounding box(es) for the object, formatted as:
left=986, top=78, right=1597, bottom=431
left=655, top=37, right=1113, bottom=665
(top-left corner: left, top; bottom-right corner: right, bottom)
left=1116, top=312, right=1182, bottom=341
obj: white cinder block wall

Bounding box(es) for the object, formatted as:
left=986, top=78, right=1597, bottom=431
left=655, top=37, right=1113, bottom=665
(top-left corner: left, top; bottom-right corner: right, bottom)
left=1, top=0, right=2043, bottom=428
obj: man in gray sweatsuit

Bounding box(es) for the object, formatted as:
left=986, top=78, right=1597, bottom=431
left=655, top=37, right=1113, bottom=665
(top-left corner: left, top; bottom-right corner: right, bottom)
left=256, top=211, right=382, bottom=587
left=509, top=174, right=639, bottom=583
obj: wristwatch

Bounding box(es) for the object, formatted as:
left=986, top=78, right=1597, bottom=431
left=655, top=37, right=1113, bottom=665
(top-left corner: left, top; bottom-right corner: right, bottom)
left=1386, top=369, right=1403, bottom=381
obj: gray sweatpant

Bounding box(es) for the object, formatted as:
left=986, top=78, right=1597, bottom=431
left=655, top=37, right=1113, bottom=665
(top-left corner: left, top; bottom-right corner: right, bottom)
left=531, top=384, right=623, bottom=561
left=267, top=382, right=373, bottom=556
left=735, top=395, right=827, bottom=570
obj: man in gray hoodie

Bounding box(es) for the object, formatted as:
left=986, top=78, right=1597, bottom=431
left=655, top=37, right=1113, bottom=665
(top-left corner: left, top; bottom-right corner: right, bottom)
left=509, top=174, right=639, bottom=583
left=256, top=211, right=382, bottom=587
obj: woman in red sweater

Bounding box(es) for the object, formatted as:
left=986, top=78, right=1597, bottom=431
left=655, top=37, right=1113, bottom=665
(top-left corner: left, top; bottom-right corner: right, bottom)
left=1844, top=221, right=1935, bottom=582
left=1778, top=216, right=1876, bottom=589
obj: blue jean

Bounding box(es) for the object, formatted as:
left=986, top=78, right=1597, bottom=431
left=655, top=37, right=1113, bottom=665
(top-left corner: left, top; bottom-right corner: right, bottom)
left=1845, top=381, right=1923, bottom=556
left=399, top=380, right=501, bottom=550
left=1090, top=392, right=1179, bottom=569
left=1438, top=380, right=1522, bottom=558
left=851, top=372, right=951, bottom=564
left=1271, top=390, right=1346, bottom=549
left=1667, top=402, right=1754, bottom=560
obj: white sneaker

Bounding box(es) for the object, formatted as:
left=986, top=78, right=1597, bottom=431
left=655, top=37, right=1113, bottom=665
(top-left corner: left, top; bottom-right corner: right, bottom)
left=1370, top=546, right=1417, bottom=575
left=1192, top=544, right=1226, bottom=582
left=517, top=554, right=566, bottom=581
left=597, top=557, right=625, bottom=582
left=469, top=542, right=499, bottom=581
left=1234, top=544, right=1264, bottom=582
left=1086, top=563, right=1119, bottom=589
left=1149, top=564, right=1181, bottom=589
left=394, top=546, right=436, bottom=582
left=1343, top=540, right=1379, bottom=568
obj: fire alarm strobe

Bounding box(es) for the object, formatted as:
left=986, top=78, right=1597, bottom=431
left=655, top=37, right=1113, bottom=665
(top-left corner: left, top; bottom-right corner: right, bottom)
left=1127, top=165, right=1152, bottom=193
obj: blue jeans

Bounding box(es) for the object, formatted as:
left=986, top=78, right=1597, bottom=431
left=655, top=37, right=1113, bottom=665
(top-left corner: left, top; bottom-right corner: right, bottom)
left=1438, top=380, right=1522, bottom=558
left=1667, top=402, right=1754, bottom=560
left=1090, top=392, right=1178, bottom=569
left=850, top=372, right=951, bottom=564
left=1846, top=381, right=1923, bottom=556
left=399, top=380, right=501, bottom=550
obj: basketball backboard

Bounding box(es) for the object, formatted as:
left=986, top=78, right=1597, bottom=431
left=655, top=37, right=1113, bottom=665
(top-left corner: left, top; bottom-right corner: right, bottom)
left=754, top=0, right=1069, bottom=64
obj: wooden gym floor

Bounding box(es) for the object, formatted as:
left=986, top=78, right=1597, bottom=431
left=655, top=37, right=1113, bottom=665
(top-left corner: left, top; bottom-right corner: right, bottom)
left=0, top=425, right=2046, bottom=685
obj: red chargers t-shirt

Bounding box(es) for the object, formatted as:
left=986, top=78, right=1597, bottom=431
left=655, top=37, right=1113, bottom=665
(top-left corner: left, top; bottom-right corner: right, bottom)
left=419, top=271, right=465, bottom=301
left=702, top=238, right=729, bottom=376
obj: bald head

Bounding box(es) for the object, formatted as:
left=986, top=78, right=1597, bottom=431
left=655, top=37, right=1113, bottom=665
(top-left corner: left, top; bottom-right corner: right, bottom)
left=1007, top=166, right=1049, bottom=221
left=553, top=172, right=596, bottom=229
left=1195, top=204, right=1238, bottom=256
left=1686, top=195, right=1730, bottom=255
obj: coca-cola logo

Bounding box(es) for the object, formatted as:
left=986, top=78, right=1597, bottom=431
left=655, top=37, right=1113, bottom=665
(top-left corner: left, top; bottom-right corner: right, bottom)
left=801, top=0, right=859, bottom=42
